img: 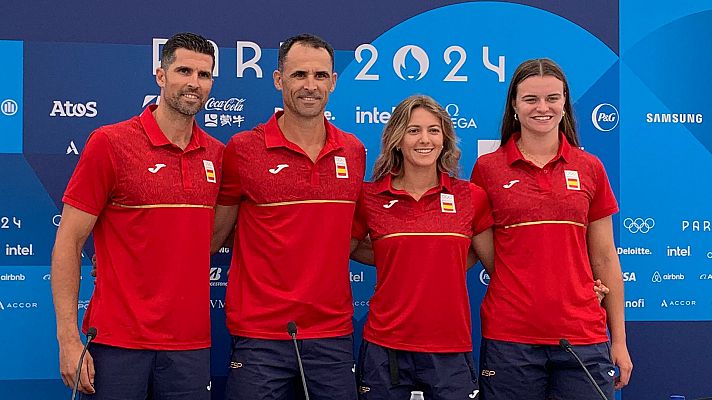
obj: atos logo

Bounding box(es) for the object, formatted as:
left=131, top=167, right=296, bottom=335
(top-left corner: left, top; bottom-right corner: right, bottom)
left=591, top=103, right=619, bottom=132
left=622, top=272, right=636, bottom=282
left=479, top=269, right=490, bottom=286
left=50, top=101, right=97, bottom=118
left=393, top=45, right=429, bottom=81
left=1, top=99, right=19, bottom=116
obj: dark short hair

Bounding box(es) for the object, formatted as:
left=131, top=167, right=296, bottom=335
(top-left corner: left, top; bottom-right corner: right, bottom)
left=500, top=58, right=579, bottom=147
left=278, top=33, right=334, bottom=72
left=161, top=32, right=215, bottom=70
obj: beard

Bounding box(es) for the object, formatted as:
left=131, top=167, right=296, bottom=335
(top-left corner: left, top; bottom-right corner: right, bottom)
left=164, top=90, right=204, bottom=117
left=284, top=92, right=326, bottom=119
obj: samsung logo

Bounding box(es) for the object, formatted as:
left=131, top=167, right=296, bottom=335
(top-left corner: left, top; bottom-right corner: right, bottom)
left=646, top=113, right=702, bottom=124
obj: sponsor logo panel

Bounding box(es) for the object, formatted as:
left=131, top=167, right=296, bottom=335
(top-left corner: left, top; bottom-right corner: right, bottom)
left=0, top=40, right=23, bottom=153
left=354, top=103, right=477, bottom=130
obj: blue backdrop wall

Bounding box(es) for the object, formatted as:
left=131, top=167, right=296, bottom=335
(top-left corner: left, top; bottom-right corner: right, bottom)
left=1, top=1, right=711, bottom=399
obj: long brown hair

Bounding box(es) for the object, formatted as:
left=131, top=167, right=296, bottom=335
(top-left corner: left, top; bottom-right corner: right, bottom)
left=372, top=95, right=461, bottom=181
left=500, top=58, right=579, bottom=147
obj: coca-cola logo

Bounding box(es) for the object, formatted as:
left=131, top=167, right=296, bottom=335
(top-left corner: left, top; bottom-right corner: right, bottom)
left=204, top=97, right=245, bottom=112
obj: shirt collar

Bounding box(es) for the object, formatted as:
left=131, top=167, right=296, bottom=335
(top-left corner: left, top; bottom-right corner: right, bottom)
left=264, top=111, right=343, bottom=152
left=139, top=105, right=205, bottom=151
left=374, top=171, right=454, bottom=195
left=503, top=132, right=572, bottom=166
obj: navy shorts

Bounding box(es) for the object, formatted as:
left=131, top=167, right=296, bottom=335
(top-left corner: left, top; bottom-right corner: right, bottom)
left=356, top=340, right=479, bottom=400
left=84, top=343, right=211, bottom=400
left=479, top=338, right=615, bottom=400
left=225, top=335, right=357, bottom=400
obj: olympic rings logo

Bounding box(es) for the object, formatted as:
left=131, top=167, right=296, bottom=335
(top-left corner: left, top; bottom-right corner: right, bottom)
left=623, top=217, right=655, bottom=234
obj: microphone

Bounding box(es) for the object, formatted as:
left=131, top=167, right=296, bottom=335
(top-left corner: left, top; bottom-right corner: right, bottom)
left=71, top=327, right=98, bottom=400
left=559, top=339, right=609, bottom=400
left=287, top=321, right=310, bottom=400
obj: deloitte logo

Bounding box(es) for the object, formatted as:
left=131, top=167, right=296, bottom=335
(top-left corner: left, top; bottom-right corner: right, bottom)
left=591, top=103, right=619, bottom=132
left=393, top=45, right=429, bottom=81
left=1, top=99, right=18, bottom=116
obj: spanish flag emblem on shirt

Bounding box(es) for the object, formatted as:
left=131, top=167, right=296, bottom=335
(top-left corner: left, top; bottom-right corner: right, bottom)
left=440, top=193, right=456, bottom=213
left=334, top=156, right=349, bottom=179
left=203, top=160, right=217, bottom=183
left=564, top=169, right=580, bottom=191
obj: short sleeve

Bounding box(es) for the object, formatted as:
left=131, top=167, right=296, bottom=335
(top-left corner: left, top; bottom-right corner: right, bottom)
left=470, top=161, right=485, bottom=187
left=351, top=185, right=368, bottom=240
left=588, top=157, right=619, bottom=222
left=217, top=137, right=243, bottom=206
left=469, top=184, right=494, bottom=235
left=62, top=130, right=116, bottom=216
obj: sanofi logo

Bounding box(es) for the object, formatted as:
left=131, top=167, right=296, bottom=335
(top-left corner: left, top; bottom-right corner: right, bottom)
left=591, top=103, right=619, bottom=132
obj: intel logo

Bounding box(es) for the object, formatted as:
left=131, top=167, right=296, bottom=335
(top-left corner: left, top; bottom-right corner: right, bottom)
left=591, top=103, right=619, bottom=132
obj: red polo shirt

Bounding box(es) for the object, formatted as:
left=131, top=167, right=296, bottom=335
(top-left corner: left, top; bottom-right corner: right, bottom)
left=470, top=134, right=618, bottom=345
left=218, top=111, right=365, bottom=339
left=352, top=173, right=493, bottom=352
left=63, top=105, right=224, bottom=350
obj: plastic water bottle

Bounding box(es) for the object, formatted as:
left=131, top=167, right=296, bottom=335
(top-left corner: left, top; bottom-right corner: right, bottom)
left=669, top=396, right=685, bottom=400
left=410, top=391, right=425, bottom=400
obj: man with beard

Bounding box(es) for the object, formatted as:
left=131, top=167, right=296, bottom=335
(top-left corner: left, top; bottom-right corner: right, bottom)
left=51, top=32, right=223, bottom=399
left=212, top=34, right=364, bottom=400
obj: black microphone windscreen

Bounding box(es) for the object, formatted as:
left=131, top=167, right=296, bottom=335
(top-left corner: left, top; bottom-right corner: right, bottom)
left=87, top=327, right=98, bottom=339
left=559, top=338, right=571, bottom=349
left=287, top=321, right=297, bottom=336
